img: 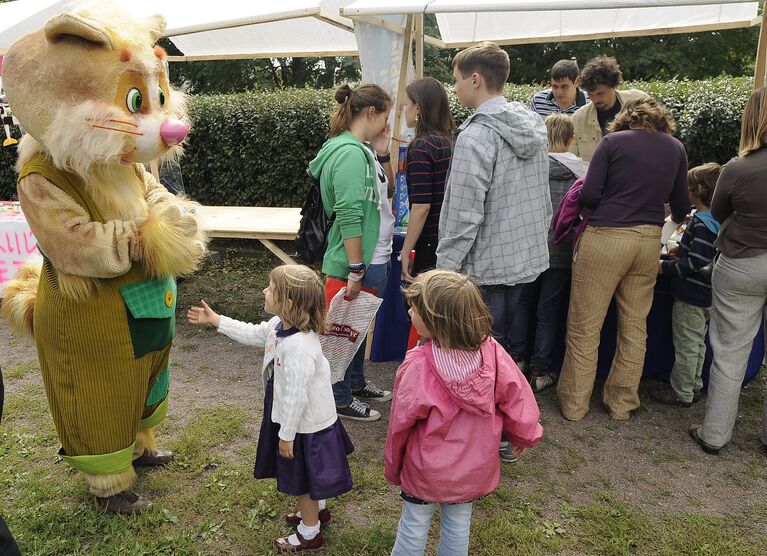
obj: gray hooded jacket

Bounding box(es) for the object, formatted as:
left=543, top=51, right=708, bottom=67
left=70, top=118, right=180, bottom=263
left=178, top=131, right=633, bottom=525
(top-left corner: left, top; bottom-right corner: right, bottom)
left=437, top=97, right=551, bottom=285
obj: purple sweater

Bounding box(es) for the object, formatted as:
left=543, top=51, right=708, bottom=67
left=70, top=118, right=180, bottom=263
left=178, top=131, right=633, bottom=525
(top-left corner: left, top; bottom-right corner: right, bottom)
left=579, top=129, right=689, bottom=227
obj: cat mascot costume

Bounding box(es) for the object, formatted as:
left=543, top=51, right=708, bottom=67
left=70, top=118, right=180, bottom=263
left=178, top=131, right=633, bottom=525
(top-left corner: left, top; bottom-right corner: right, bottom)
left=0, top=1, right=207, bottom=514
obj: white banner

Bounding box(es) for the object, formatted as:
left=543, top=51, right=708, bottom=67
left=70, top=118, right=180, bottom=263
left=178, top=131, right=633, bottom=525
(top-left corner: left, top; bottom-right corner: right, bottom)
left=354, top=15, right=415, bottom=142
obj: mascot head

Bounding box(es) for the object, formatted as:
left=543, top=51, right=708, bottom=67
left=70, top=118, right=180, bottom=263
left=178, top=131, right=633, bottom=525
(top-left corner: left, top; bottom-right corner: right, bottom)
left=2, top=1, right=188, bottom=176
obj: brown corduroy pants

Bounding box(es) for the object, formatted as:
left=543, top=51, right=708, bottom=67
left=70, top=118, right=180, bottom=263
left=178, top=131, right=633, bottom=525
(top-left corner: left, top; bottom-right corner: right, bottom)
left=557, top=225, right=661, bottom=420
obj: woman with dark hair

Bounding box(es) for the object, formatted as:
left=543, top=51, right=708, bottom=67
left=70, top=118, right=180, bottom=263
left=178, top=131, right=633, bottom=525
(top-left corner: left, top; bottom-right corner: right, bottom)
left=557, top=96, right=690, bottom=422
left=400, top=77, right=455, bottom=281
left=690, top=87, right=767, bottom=455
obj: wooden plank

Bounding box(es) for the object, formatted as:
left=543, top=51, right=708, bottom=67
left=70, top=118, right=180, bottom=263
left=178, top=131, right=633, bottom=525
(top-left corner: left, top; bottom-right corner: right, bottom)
left=261, top=238, right=298, bottom=265
left=196, top=206, right=301, bottom=241
left=415, top=13, right=424, bottom=79
left=347, top=14, right=445, bottom=47
left=167, top=50, right=359, bottom=62
left=755, top=13, right=767, bottom=90
left=391, top=15, right=414, bottom=173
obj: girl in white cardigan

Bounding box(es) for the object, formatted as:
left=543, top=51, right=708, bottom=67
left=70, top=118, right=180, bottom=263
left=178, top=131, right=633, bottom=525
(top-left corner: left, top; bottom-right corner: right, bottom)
left=187, top=265, right=353, bottom=552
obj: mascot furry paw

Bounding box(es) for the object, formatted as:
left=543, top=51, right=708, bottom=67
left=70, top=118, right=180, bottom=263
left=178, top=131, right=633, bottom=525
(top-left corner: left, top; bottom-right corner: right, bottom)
left=0, top=1, right=207, bottom=513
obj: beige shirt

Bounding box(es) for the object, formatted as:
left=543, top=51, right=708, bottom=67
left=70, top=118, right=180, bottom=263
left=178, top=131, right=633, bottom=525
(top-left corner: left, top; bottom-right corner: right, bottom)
left=569, top=89, right=646, bottom=162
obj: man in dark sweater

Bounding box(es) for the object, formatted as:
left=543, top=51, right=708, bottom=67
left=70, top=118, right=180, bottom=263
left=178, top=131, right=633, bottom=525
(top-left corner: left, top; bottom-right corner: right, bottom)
left=652, top=163, right=721, bottom=407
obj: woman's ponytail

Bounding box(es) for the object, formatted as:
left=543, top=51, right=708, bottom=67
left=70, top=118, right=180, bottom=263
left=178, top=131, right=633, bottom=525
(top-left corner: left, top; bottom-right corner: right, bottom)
left=329, top=83, right=392, bottom=137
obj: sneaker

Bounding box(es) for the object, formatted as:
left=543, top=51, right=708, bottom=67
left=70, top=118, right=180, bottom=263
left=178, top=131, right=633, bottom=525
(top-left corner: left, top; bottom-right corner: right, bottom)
left=650, top=384, right=692, bottom=408
left=512, top=356, right=530, bottom=379
left=499, top=441, right=518, bottom=463
left=336, top=398, right=381, bottom=422
left=352, top=381, right=392, bottom=402
left=529, top=368, right=556, bottom=393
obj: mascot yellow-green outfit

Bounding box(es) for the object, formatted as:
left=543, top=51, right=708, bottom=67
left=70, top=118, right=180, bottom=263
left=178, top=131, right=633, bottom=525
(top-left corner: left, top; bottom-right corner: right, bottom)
left=0, top=1, right=207, bottom=514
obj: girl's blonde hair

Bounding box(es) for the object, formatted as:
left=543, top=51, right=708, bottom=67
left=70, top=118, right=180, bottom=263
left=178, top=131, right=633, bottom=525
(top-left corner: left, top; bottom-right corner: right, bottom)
left=403, top=270, right=492, bottom=350
left=545, top=113, right=574, bottom=152
left=739, top=87, right=767, bottom=157
left=608, top=96, right=676, bottom=134
left=329, top=83, right=392, bottom=138
left=269, top=265, right=326, bottom=334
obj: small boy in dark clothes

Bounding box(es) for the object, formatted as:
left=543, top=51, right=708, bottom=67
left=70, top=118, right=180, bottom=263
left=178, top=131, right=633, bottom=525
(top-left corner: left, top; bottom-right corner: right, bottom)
left=652, top=163, right=721, bottom=407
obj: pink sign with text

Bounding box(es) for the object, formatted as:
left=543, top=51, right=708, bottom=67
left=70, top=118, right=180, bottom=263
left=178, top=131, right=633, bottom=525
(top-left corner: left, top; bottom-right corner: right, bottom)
left=0, top=210, right=42, bottom=294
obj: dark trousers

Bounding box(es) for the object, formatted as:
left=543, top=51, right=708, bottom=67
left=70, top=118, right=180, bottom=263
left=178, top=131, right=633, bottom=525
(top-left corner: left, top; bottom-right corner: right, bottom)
left=481, top=284, right=525, bottom=353
left=509, top=269, right=571, bottom=371
left=0, top=367, right=21, bottom=556
left=412, top=240, right=437, bottom=276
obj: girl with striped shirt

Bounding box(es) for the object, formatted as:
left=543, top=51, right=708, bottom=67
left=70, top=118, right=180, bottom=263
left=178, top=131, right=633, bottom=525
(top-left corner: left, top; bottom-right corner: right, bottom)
left=401, top=77, right=454, bottom=281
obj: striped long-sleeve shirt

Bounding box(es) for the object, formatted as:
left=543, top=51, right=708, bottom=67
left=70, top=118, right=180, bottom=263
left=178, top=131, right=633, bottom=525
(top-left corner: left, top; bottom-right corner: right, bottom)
left=661, top=212, right=719, bottom=307
left=406, top=132, right=452, bottom=249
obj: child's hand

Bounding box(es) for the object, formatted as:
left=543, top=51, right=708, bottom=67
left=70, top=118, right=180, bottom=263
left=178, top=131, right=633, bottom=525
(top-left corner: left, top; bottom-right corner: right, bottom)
left=187, top=299, right=221, bottom=328
left=278, top=439, right=294, bottom=459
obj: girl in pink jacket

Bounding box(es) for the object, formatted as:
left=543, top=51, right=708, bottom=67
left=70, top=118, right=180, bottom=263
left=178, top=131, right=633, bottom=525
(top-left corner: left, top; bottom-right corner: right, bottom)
left=385, top=270, right=543, bottom=555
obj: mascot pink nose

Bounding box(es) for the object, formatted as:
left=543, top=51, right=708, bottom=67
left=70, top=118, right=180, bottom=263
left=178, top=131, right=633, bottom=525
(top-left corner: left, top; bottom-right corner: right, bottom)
left=160, top=119, right=189, bottom=147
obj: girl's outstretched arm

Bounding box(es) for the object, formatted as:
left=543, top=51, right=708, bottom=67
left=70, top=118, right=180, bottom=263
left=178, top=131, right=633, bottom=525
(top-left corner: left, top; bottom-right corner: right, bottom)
left=189, top=300, right=272, bottom=348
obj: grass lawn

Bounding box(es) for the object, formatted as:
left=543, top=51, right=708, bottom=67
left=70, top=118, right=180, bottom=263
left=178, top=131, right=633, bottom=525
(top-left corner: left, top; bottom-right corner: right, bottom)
left=1, top=240, right=766, bottom=555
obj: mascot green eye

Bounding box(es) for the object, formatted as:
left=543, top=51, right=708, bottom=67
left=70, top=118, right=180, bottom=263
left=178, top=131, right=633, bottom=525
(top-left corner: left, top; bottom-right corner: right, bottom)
left=158, top=88, right=166, bottom=107
left=126, top=88, right=143, bottom=113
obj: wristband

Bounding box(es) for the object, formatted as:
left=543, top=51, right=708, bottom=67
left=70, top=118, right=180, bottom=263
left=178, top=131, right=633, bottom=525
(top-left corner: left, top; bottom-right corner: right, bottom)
left=377, top=152, right=391, bottom=163
left=348, top=262, right=365, bottom=272
left=347, top=271, right=364, bottom=282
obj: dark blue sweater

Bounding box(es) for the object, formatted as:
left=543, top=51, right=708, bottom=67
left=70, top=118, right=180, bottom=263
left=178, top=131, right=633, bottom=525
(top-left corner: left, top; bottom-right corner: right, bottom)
left=661, top=213, right=719, bottom=307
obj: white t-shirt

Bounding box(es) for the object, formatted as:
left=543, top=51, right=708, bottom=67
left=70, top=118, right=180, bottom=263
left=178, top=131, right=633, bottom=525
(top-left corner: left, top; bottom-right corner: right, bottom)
left=371, top=150, right=394, bottom=264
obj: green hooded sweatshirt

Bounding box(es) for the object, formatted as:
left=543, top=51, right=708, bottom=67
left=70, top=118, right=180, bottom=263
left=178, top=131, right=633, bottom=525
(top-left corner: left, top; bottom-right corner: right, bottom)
left=309, top=131, right=381, bottom=279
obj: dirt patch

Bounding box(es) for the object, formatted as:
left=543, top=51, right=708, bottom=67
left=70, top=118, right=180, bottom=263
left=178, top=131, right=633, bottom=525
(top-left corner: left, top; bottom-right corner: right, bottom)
left=2, top=239, right=766, bottom=554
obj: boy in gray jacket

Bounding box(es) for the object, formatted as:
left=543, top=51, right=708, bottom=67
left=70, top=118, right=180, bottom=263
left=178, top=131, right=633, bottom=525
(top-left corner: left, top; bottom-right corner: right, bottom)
left=437, top=41, right=552, bottom=356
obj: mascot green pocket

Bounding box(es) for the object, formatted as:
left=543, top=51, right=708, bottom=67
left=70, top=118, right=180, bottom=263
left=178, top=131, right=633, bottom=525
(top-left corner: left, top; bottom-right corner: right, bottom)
left=121, top=277, right=177, bottom=359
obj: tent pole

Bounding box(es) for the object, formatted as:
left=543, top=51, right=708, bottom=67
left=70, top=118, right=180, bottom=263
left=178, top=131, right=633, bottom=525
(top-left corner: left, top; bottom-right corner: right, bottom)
left=415, top=13, right=424, bottom=78
left=391, top=14, right=414, bottom=173
left=755, top=12, right=767, bottom=90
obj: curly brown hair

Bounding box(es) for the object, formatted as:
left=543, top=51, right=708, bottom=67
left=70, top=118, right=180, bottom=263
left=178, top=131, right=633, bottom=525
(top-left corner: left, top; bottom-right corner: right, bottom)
left=608, top=97, right=677, bottom=135
left=580, top=56, right=623, bottom=91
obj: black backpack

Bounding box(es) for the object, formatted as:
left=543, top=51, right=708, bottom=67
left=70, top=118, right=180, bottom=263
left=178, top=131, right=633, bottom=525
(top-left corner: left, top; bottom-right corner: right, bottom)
left=295, top=168, right=335, bottom=263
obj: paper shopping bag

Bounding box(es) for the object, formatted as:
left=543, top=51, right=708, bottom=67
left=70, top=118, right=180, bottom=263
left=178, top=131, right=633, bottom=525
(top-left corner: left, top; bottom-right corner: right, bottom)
left=320, top=287, right=383, bottom=384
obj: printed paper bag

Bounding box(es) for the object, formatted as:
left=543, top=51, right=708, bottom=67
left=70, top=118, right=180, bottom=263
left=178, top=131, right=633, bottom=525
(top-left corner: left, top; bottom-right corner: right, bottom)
left=320, top=288, right=383, bottom=384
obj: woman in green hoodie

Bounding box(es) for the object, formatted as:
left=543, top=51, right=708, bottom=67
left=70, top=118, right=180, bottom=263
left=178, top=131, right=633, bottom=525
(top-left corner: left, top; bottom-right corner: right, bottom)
left=309, top=83, right=394, bottom=422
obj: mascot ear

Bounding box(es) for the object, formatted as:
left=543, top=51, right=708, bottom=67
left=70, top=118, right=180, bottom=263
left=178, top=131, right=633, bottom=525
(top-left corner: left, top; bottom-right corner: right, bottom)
left=146, top=15, right=166, bottom=44
left=44, top=13, right=114, bottom=49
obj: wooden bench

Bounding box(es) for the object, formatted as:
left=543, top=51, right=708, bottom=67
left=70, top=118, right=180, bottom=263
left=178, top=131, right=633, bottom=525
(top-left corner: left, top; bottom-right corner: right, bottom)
left=196, top=206, right=301, bottom=265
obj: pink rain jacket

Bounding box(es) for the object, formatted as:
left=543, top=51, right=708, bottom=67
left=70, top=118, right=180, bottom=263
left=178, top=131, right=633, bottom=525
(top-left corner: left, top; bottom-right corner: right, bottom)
left=384, top=338, right=543, bottom=504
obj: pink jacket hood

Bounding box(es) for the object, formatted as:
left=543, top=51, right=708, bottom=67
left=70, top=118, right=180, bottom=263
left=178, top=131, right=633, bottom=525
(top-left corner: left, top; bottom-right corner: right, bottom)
left=384, top=338, right=543, bottom=504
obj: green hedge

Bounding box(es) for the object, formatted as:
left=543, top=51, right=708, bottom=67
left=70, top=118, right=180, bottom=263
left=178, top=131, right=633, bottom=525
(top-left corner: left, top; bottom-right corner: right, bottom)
left=0, top=77, right=755, bottom=205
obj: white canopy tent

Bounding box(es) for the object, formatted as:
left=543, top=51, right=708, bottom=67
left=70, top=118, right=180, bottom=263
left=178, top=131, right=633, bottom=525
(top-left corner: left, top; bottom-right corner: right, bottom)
left=341, top=0, right=765, bottom=86
left=343, top=0, right=759, bottom=46
left=0, top=0, right=359, bottom=59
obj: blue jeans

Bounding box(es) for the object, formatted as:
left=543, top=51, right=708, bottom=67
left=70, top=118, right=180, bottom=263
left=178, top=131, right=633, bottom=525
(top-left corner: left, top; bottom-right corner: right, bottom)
left=481, top=284, right=525, bottom=353
left=332, top=261, right=390, bottom=406
left=508, top=269, right=571, bottom=370
left=391, top=500, right=473, bottom=556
